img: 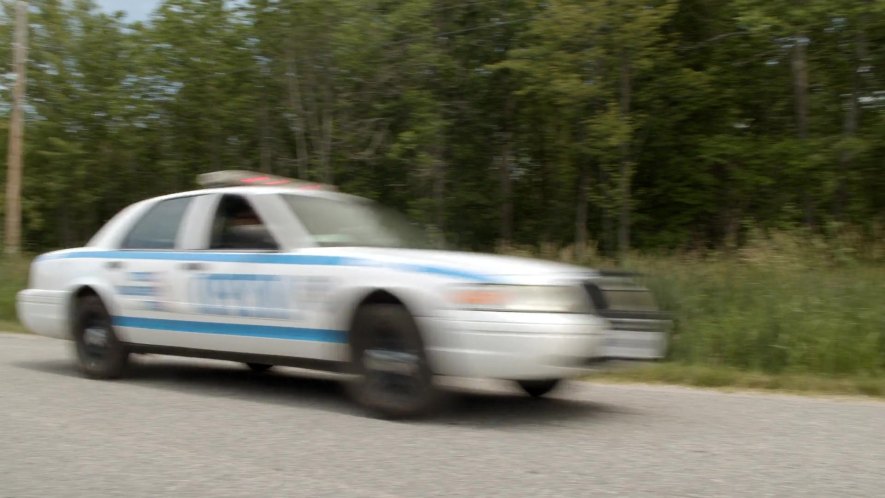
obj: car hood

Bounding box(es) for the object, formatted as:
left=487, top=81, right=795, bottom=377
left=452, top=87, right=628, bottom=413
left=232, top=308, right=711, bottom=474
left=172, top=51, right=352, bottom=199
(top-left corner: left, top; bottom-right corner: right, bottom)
left=297, top=247, right=598, bottom=283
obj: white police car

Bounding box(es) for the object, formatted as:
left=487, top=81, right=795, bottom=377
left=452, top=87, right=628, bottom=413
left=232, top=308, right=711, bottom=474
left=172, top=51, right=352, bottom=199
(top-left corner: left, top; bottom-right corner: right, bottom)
left=17, top=170, right=669, bottom=417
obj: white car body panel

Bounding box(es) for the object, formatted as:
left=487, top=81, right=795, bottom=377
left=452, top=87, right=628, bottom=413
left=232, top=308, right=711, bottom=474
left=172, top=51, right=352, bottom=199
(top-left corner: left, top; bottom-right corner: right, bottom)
left=17, top=185, right=668, bottom=381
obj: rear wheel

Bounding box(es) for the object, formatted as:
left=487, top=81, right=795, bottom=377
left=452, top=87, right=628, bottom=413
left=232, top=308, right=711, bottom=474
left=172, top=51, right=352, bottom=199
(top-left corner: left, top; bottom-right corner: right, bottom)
left=516, top=379, right=561, bottom=398
left=73, top=295, right=129, bottom=379
left=347, top=304, right=438, bottom=419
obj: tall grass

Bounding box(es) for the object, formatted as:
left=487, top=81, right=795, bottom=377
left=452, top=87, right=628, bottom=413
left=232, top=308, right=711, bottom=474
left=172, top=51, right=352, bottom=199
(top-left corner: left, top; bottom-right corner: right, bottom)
left=0, top=255, right=31, bottom=331
left=635, top=259, right=885, bottom=376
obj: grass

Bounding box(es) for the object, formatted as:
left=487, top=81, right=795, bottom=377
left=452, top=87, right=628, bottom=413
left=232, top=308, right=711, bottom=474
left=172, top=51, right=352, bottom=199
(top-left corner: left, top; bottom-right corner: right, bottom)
left=0, top=320, right=27, bottom=333
left=627, top=258, right=885, bottom=378
left=594, top=256, right=885, bottom=398
left=595, top=363, right=885, bottom=399
left=0, top=255, right=30, bottom=332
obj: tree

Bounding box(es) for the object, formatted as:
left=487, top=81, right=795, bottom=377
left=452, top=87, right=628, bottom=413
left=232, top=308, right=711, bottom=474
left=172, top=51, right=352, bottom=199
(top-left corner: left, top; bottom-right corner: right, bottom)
left=496, top=0, right=676, bottom=260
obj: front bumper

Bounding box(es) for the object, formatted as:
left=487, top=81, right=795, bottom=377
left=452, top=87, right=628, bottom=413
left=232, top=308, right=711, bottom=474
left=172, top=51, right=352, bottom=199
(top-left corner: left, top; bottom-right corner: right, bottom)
left=420, top=310, right=608, bottom=380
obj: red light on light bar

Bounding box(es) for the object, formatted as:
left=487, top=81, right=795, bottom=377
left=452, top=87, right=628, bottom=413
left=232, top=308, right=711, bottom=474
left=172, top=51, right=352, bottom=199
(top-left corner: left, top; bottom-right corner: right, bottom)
left=241, top=176, right=269, bottom=184
left=197, top=170, right=336, bottom=190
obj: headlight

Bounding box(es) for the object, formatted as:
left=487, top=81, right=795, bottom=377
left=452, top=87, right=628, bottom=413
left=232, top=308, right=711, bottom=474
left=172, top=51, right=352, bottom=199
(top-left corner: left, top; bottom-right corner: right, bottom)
left=448, top=284, right=592, bottom=313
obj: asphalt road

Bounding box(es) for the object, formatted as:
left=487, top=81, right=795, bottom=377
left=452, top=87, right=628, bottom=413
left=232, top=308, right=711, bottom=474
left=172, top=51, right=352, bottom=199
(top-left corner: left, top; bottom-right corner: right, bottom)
left=2, top=333, right=884, bottom=497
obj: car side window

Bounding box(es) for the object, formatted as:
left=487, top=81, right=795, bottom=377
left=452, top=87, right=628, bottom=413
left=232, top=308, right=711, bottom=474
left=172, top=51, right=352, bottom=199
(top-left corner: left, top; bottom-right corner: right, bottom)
left=209, top=195, right=278, bottom=250
left=120, top=197, right=194, bottom=250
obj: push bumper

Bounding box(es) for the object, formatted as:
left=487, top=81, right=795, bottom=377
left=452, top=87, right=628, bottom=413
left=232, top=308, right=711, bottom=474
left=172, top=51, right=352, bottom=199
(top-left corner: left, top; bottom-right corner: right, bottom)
left=600, top=312, right=671, bottom=360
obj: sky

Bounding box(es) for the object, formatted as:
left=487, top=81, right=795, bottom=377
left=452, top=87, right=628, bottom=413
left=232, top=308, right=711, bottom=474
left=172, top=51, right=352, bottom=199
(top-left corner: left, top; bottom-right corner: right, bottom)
left=95, top=0, right=162, bottom=22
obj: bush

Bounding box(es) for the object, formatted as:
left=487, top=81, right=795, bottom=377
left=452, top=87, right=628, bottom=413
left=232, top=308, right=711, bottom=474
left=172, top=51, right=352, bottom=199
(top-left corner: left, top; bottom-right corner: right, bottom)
left=0, top=255, right=31, bottom=329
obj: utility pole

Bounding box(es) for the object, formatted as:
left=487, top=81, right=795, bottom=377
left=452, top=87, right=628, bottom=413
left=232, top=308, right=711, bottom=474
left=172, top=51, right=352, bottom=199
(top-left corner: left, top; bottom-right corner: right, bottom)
left=5, top=0, right=28, bottom=255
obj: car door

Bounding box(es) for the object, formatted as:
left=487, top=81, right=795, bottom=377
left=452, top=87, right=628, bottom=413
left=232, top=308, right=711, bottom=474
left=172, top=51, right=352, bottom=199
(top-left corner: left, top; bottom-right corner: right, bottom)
left=167, top=192, right=341, bottom=360
left=108, top=194, right=200, bottom=346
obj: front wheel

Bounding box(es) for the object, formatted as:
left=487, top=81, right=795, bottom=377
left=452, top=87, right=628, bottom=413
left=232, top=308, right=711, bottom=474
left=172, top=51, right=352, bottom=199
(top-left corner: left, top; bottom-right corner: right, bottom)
left=516, top=379, right=561, bottom=398
left=74, top=295, right=129, bottom=379
left=347, top=304, right=439, bottom=419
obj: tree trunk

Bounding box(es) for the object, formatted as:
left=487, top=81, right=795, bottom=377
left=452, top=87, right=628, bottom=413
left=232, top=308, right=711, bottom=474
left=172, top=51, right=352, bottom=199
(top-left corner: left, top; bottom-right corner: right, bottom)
left=321, top=108, right=333, bottom=184
left=285, top=50, right=310, bottom=179
left=791, top=35, right=813, bottom=227
left=575, top=165, right=589, bottom=261
left=305, top=70, right=324, bottom=179
left=434, top=155, right=446, bottom=234
left=499, top=95, right=515, bottom=247
left=836, top=14, right=867, bottom=220
left=792, top=39, right=809, bottom=140
left=617, top=160, right=631, bottom=263
left=499, top=137, right=513, bottom=247
left=258, top=92, right=272, bottom=173
left=617, top=55, right=632, bottom=264
left=4, top=0, right=28, bottom=255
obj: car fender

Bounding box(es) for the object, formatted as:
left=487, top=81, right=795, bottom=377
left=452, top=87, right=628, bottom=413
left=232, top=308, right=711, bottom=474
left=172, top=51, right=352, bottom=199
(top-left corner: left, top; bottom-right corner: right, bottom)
left=326, top=275, right=465, bottom=373
left=64, top=278, right=128, bottom=340
left=329, top=281, right=437, bottom=329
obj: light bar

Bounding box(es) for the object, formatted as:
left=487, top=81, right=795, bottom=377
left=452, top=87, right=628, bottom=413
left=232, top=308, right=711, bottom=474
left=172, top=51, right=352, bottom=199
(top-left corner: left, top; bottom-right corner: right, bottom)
left=196, top=170, right=337, bottom=191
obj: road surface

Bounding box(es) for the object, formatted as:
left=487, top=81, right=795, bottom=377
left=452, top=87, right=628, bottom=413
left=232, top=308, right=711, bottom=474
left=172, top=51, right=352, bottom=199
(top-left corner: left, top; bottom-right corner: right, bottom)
left=2, top=333, right=883, bottom=497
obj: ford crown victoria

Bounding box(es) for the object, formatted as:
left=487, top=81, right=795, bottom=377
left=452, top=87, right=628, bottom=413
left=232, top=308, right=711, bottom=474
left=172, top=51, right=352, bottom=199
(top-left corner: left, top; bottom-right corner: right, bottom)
left=17, top=171, right=669, bottom=418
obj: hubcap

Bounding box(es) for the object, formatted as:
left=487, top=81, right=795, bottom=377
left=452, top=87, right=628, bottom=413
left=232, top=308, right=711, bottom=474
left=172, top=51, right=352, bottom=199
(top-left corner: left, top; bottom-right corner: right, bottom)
left=84, top=326, right=108, bottom=347
left=81, top=323, right=110, bottom=362
left=363, top=349, right=420, bottom=376
left=362, top=346, right=423, bottom=401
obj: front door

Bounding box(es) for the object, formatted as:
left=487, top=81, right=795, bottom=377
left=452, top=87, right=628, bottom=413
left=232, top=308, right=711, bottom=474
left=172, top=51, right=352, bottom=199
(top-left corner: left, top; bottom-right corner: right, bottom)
left=170, top=193, right=342, bottom=361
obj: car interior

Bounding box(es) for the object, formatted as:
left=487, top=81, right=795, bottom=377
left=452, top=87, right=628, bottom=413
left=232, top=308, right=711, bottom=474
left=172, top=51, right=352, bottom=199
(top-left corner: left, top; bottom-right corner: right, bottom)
left=209, top=195, right=278, bottom=250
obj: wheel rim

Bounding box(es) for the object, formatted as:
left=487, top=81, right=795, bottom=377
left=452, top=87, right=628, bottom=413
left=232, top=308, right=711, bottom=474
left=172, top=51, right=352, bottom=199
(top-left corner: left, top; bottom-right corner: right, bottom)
left=80, top=313, right=111, bottom=366
left=361, top=328, right=425, bottom=404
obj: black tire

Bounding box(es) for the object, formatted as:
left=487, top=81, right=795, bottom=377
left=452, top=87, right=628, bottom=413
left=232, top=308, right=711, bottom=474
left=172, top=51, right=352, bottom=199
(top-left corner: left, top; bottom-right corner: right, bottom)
left=516, top=379, right=561, bottom=398
left=73, top=295, right=129, bottom=379
left=246, top=362, right=273, bottom=372
left=347, top=304, right=438, bottom=419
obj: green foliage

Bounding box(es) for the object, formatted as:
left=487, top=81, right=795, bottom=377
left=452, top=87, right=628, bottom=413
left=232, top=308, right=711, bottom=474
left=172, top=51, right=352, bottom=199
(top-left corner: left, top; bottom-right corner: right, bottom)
left=0, top=255, right=29, bottom=331
left=0, top=0, right=881, bottom=254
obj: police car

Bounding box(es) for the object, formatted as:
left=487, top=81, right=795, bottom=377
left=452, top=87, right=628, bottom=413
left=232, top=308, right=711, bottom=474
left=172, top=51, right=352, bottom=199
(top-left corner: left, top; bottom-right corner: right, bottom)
left=17, top=170, right=669, bottom=418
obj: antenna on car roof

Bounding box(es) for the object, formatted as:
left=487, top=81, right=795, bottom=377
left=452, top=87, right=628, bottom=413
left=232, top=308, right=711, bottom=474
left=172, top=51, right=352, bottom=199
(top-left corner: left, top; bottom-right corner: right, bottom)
left=196, top=170, right=337, bottom=191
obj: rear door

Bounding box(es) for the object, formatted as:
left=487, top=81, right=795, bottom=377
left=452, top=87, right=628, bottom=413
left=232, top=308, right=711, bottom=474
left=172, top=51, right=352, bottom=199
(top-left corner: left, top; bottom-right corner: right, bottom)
left=108, top=195, right=200, bottom=345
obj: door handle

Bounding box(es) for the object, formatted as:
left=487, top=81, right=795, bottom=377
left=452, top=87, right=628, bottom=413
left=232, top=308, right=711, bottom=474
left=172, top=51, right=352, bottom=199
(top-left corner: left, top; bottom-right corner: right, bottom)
left=180, top=262, right=206, bottom=271
left=105, top=261, right=124, bottom=270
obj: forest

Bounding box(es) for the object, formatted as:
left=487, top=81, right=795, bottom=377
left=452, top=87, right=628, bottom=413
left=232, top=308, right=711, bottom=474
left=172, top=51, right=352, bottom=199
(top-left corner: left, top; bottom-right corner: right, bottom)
left=0, top=0, right=882, bottom=257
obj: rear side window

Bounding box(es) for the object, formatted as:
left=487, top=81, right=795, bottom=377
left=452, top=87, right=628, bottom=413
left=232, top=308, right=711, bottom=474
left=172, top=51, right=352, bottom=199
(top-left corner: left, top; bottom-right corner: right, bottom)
left=120, top=197, right=193, bottom=249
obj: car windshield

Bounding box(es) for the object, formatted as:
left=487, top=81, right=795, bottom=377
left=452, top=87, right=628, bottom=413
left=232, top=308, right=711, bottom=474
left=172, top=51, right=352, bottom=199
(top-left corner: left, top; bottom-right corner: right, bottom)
left=282, top=194, right=434, bottom=249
